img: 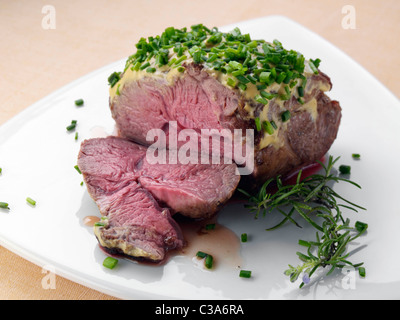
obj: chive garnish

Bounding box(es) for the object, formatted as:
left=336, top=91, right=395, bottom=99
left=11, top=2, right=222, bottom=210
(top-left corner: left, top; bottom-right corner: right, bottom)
left=205, top=254, right=213, bottom=269
left=196, top=251, right=208, bottom=259
left=281, top=110, right=291, bottom=122
left=103, top=257, right=118, bottom=269
left=352, top=153, right=361, bottom=160
left=205, top=223, right=216, bottom=230
left=358, top=267, right=366, bottom=278
left=297, top=86, right=304, bottom=97
left=262, top=121, right=274, bottom=135
left=75, top=132, right=79, bottom=141
left=0, top=202, right=10, bottom=210
left=339, top=165, right=351, bottom=174
left=26, top=197, right=36, bottom=206
left=241, top=233, right=248, bottom=242
left=74, top=99, right=84, bottom=106
left=108, top=25, right=321, bottom=107
left=195, top=251, right=214, bottom=269
left=254, top=117, right=261, bottom=131
left=74, top=165, right=81, bottom=174
left=239, top=270, right=252, bottom=278
left=94, top=222, right=105, bottom=227
left=66, top=120, right=77, bottom=131
left=107, top=72, right=121, bottom=88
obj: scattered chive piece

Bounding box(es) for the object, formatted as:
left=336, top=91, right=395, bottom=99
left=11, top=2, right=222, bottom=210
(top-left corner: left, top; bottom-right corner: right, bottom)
left=74, top=165, right=81, bottom=174
left=75, top=132, right=79, bottom=141
left=254, top=117, right=262, bottom=131
left=281, top=110, right=291, bottom=122
left=103, top=257, right=118, bottom=269
left=205, top=254, right=213, bottom=269
left=358, top=267, right=366, bottom=278
left=196, top=251, right=208, bottom=259
left=241, top=233, right=248, bottom=242
left=205, top=223, right=216, bottom=230
left=239, top=270, right=252, bottom=278
left=355, top=221, right=368, bottom=233
left=339, top=165, right=351, bottom=174
left=66, top=120, right=77, bottom=131
left=74, top=99, right=84, bottom=106
left=26, top=197, right=36, bottom=206
left=352, top=153, right=361, bottom=159
left=0, top=202, right=10, bottom=210
left=146, top=67, right=156, bottom=73
left=270, top=121, right=277, bottom=130
left=0, top=168, right=2, bottom=174
left=80, top=181, right=84, bottom=186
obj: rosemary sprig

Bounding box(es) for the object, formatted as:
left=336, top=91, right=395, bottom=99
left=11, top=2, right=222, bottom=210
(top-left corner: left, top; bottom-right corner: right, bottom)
left=238, top=155, right=368, bottom=287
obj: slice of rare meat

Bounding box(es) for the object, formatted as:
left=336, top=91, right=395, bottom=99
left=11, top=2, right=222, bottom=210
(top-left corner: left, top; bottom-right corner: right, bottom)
left=77, top=136, right=240, bottom=260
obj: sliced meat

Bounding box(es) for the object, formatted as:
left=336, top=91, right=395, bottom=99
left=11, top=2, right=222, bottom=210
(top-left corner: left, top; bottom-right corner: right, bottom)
left=77, top=136, right=240, bottom=260
left=94, top=182, right=183, bottom=262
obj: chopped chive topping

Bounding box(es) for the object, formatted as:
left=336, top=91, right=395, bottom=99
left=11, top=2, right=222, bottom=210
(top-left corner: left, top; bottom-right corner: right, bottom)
left=0, top=167, right=2, bottom=174
left=26, top=197, right=36, bottom=206
left=262, top=121, right=275, bottom=135
left=226, top=77, right=237, bottom=88
left=146, top=67, right=156, bottom=73
left=239, top=270, right=252, bottom=278
left=94, top=222, right=105, bottom=227
left=309, top=61, right=319, bottom=74
left=241, top=233, right=248, bottom=242
left=74, top=165, right=81, bottom=174
left=107, top=72, right=121, bottom=88
left=103, top=257, right=118, bottom=269
left=297, top=86, right=304, bottom=97
left=109, top=24, right=321, bottom=105
left=74, top=99, right=84, bottom=106
left=281, top=110, right=291, bottom=122
left=352, top=153, right=361, bottom=159
left=205, top=254, right=213, bottom=269
left=75, top=132, right=79, bottom=141
left=339, top=165, right=351, bottom=174
left=358, top=267, right=366, bottom=278
left=254, top=94, right=269, bottom=105
left=0, top=202, right=10, bottom=210
left=254, top=117, right=262, bottom=131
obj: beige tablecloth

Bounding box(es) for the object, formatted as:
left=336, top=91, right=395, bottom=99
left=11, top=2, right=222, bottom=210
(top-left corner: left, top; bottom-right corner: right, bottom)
left=0, top=0, right=399, bottom=300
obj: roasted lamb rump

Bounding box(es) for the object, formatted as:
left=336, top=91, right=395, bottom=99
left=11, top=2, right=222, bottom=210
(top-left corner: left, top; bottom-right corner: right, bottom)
left=108, top=25, right=341, bottom=186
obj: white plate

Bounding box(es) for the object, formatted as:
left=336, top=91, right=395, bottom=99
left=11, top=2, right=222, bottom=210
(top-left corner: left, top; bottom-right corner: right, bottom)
left=1, top=15, right=399, bottom=300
